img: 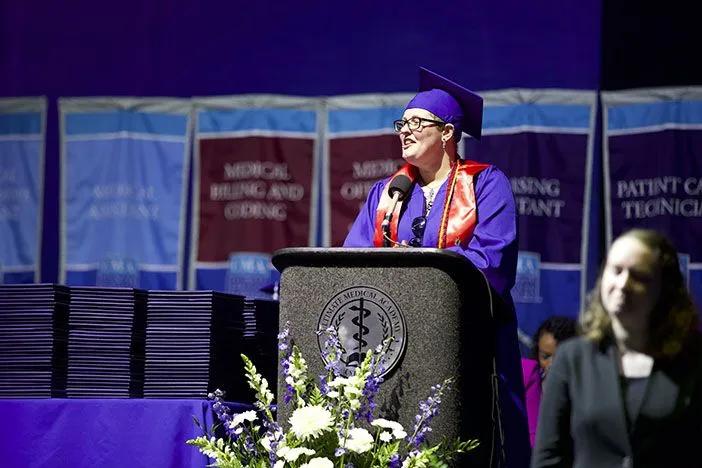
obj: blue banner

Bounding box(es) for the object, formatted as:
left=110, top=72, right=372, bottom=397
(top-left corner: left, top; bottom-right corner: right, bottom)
left=191, top=96, right=320, bottom=296
left=466, top=90, right=598, bottom=353
left=0, top=98, right=46, bottom=284
left=59, top=99, right=191, bottom=289
left=602, top=88, right=702, bottom=309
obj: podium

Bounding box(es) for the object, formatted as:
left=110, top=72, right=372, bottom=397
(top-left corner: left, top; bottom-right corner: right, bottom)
left=272, top=247, right=506, bottom=466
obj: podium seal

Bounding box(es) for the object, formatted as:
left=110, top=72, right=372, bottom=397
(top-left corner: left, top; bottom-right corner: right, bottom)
left=318, top=286, right=406, bottom=377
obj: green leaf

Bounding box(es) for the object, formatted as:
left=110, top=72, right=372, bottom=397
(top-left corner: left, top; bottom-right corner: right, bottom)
left=308, top=386, right=325, bottom=406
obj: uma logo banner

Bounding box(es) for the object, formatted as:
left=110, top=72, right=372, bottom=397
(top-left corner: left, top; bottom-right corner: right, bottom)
left=225, top=252, right=277, bottom=298
left=514, top=251, right=542, bottom=304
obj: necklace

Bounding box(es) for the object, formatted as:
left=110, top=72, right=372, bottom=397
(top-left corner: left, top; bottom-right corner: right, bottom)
left=420, top=171, right=449, bottom=216
left=421, top=185, right=437, bottom=215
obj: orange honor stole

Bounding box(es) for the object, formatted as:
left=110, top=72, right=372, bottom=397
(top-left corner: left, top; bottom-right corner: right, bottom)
left=373, top=160, right=489, bottom=248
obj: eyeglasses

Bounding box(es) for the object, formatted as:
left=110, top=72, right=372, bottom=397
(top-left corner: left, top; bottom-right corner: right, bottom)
left=409, top=216, right=427, bottom=247
left=393, top=116, right=445, bottom=133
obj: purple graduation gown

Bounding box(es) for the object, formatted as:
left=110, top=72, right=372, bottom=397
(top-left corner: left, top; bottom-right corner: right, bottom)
left=344, top=165, right=531, bottom=468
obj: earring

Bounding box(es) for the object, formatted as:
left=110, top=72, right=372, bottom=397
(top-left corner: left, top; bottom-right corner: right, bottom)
left=442, top=139, right=446, bottom=150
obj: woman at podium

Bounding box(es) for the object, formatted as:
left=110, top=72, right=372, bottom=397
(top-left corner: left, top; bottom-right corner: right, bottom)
left=344, top=68, right=530, bottom=468
left=344, top=67, right=517, bottom=299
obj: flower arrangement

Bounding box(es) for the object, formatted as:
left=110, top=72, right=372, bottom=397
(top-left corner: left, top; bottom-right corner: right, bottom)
left=187, top=326, right=478, bottom=467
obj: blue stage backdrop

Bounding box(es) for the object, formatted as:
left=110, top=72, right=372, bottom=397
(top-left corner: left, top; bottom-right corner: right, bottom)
left=0, top=98, right=47, bottom=284
left=466, top=90, right=598, bottom=351
left=602, top=88, right=702, bottom=308
left=58, top=98, right=191, bottom=289
left=190, top=96, right=320, bottom=294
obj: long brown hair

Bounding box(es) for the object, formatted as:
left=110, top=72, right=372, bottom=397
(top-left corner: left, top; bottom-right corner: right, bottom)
left=580, top=229, right=698, bottom=357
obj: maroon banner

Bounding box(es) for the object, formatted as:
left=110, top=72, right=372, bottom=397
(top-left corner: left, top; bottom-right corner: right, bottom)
left=197, top=136, right=314, bottom=261
left=328, top=135, right=402, bottom=246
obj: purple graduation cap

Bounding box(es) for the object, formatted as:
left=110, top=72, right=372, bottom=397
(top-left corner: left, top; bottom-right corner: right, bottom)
left=405, top=67, right=484, bottom=141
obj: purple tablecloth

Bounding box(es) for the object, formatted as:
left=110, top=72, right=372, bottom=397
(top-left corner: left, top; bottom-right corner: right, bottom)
left=0, top=399, right=249, bottom=468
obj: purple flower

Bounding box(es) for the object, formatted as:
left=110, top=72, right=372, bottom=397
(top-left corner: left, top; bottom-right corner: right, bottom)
left=262, top=419, right=283, bottom=465
left=408, top=380, right=450, bottom=448
left=319, top=374, right=329, bottom=395
left=318, top=326, right=344, bottom=377
left=277, top=325, right=291, bottom=352
left=356, top=355, right=385, bottom=422
left=207, top=389, right=240, bottom=440
left=357, top=374, right=381, bottom=422
left=388, top=454, right=401, bottom=468
left=243, top=434, right=257, bottom=456
left=280, top=355, right=294, bottom=404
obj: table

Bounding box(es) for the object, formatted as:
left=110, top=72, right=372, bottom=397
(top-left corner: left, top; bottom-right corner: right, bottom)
left=0, top=398, right=249, bottom=468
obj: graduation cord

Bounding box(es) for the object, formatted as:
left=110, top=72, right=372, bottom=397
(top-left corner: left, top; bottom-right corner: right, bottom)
left=382, top=231, right=410, bottom=248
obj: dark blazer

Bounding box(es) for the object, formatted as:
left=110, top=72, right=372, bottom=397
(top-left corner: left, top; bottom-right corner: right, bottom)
left=532, top=335, right=702, bottom=468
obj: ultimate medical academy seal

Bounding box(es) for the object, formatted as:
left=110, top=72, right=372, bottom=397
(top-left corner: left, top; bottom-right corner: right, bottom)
left=317, top=286, right=406, bottom=377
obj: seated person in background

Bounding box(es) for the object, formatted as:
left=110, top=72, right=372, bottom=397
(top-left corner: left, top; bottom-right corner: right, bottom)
left=521, top=316, right=577, bottom=446
left=533, top=316, right=577, bottom=380
left=532, top=229, right=702, bottom=468
left=345, top=67, right=528, bottom=468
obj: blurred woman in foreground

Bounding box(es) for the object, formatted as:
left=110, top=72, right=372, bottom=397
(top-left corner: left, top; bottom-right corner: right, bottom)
left=532, top=229, right=702, bottom=468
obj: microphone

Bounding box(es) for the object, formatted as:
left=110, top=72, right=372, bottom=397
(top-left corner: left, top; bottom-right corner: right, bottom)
left=381, top=174, right=412, bottom=246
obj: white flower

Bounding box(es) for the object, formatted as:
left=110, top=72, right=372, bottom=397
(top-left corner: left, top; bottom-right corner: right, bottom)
left=289, top=406, right=333, bottom=441
left=300, top=457, right=334, bottom=468
left=344, top=385, right=362, bottom=396
left=327, top=376, right=349, bottom=387
left=379, top=431, right=392, bottom=442
left=371, top=419, right=407, bottom=439
left=346, top=374, right=363, bottom=388
left=371, top=419, right=402, bottom=431
left=228, top=410, right=257, bottom=428
left=276, top=446, right=289, bottom=458
left=280, top=446, right=315, bottom=462
left=274, top=461, right=285, bottom=468
left=401, top=454, right=416, bottom=468
left=290, top=355, right=308, bottom=379
left=342, top=427, right=374, bottom=454
left=326, top=390, right=339, bottom=399
left=260, top=431, right=283, bottom=453
left=329, top=375, right=365, bottom=408
left=260, top=435, right=272, bottom=452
